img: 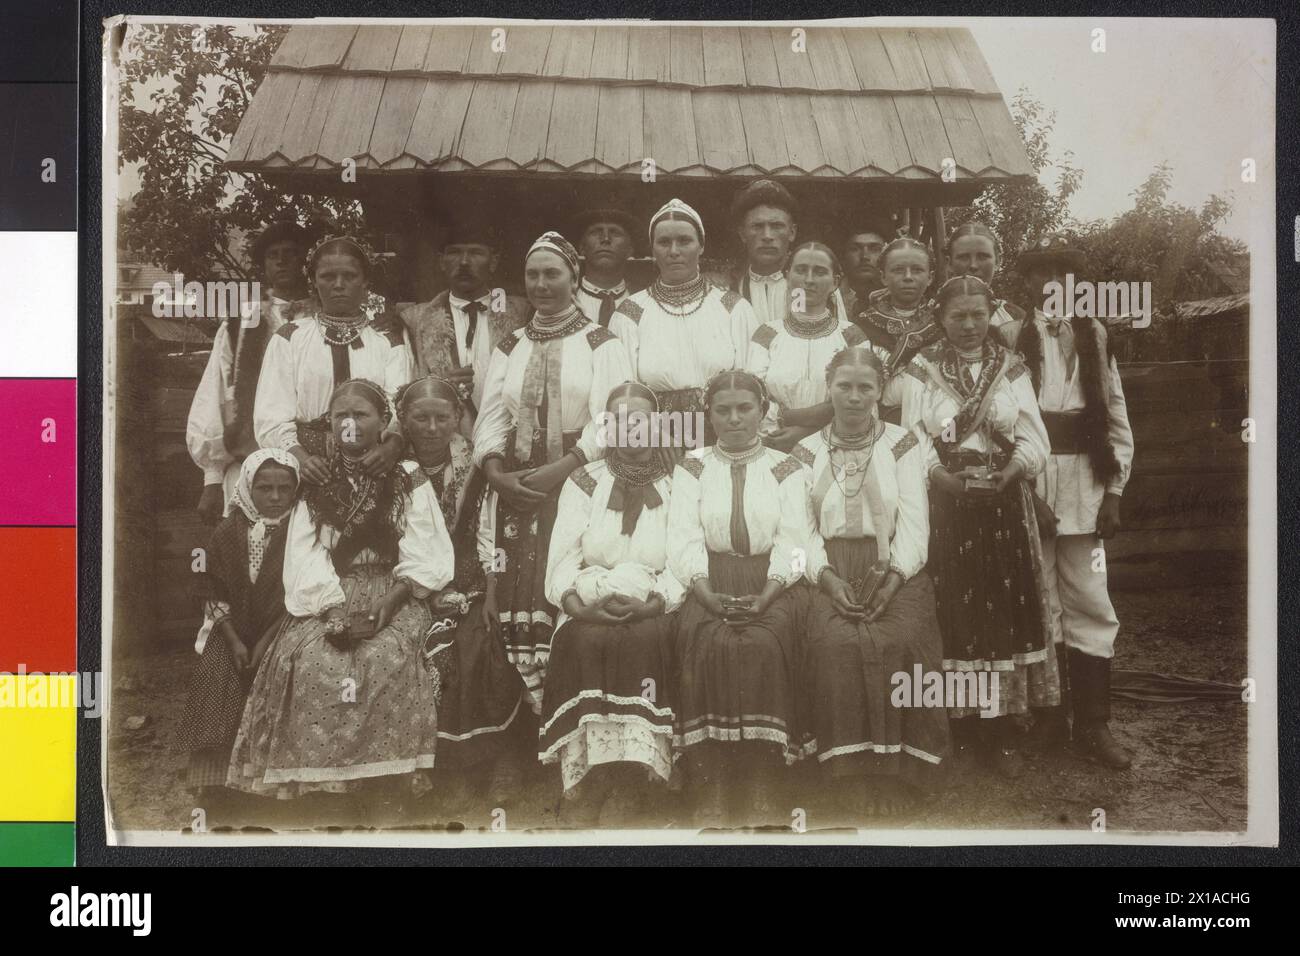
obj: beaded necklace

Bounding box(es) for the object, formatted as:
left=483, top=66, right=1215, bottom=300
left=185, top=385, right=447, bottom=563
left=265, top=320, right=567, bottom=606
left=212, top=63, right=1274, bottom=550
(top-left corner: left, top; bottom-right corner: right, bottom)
left=649, top=273, right=708, bottom=317
left=525, top=303, right=586, bottom=341
left=319, top=311, right=366, bottom=346
left=784, top=309, right=837, bottom=340
left=607, top=454, right=666, bottom=485
left=712, top=438, right=766, bottom=467
left=824, top=420, right=882, bottom=498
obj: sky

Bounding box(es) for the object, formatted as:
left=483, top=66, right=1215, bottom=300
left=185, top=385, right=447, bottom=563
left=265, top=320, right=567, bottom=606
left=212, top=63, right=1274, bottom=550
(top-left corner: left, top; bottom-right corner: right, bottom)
left=967, top=17, right=1273, bottom=241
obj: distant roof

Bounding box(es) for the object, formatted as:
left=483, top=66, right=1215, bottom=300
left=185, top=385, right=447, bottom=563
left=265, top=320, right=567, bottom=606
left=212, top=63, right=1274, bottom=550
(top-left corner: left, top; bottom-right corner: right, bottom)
left=1174, top=292, right=1249, bottom=320
left=227, top=23, right=1033, bottom=182
left=136, top=315, right=213, bottom=346
left=117, top=258, right=177, bottom=292
left=1204, top=258, right=1249, bottom=295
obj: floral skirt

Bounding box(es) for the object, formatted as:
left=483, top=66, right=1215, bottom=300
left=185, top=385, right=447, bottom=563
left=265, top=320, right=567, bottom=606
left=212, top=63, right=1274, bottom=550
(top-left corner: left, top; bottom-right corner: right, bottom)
left=432, top=598, right=525, bottom=770
left=928, top=477, right=1060, bottom=716
left=494, top=427, right=575, bottom=713
left=655, top=386, right=711, bottom=469
left=674, top=551, right=808, bottom=764
left=804, top=538, right=948, bottom=781
left=539, top=611, right=678, bottom=792
left=227, top=565, right=440, bottom=798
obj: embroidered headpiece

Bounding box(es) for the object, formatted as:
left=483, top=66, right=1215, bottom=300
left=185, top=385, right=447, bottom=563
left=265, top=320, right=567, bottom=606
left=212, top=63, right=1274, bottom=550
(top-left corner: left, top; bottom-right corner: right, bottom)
left=648, top=198, right=705, bottom=246
left=526, top=231, right=581, bottom=279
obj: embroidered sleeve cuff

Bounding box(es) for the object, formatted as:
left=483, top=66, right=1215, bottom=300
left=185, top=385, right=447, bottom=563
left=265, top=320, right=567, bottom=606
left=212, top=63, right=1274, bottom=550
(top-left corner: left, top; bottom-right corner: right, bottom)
left=888, top=562, right=912, bottom=583
left=204, top=600, right=231, bottom=625
left=767, top=573, right=789, bottom=589
left=480, top=451, right=506, bottom=467
left=1104, top=482, right=1126, bottom=497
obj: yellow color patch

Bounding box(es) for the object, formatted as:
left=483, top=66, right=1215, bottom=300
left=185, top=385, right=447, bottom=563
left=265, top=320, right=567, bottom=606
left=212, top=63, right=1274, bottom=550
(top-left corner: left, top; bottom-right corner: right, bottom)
left=0, top=675, right=76, bottom=821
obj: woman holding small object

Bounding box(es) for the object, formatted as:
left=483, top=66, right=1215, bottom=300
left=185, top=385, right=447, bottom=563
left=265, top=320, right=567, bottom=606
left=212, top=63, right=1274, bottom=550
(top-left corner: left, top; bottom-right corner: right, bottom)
left=898, top=275, right=1056, bottom=777
left=396, top=375, right=525, bottom=790
left=794, top=347, right=947, bottom=817
left=228, top=378, right=452, bottom=809
left=667, top=370, right=814, bottom=826
left=540, top=382, right=682, bottom=826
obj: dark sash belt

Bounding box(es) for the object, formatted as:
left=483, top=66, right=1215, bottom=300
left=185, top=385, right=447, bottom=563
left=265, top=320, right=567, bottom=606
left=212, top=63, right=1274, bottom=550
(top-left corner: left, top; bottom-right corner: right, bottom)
left=1042, top=411, right=1085, bottom=455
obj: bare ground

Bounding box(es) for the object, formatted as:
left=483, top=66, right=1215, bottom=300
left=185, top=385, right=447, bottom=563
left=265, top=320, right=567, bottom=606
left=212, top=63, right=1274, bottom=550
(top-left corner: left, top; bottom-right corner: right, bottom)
left=105, top=583, right=1248, bottom=838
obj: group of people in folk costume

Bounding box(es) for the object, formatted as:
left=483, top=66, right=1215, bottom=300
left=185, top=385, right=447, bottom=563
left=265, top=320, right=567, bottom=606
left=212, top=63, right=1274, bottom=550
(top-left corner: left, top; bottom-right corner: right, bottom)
left=182, top=178, right=1133, bottom=826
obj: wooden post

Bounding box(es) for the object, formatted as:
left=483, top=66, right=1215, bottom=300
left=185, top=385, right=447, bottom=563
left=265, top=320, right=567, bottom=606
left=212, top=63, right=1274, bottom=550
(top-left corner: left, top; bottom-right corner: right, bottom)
left=931, top=206, right=947, bottom=285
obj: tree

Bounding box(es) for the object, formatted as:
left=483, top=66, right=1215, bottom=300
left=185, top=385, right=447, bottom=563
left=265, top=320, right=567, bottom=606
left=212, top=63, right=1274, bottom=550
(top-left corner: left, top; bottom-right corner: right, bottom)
left=118, top=23, right=363, bottom=282
left=944, top=89, right=1083, bottom=300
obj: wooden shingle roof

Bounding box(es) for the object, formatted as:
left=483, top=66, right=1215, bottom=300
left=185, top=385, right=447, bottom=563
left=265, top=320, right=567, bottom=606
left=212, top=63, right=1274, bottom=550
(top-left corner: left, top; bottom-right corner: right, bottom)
left=227, top=23, right=1032, bottom=182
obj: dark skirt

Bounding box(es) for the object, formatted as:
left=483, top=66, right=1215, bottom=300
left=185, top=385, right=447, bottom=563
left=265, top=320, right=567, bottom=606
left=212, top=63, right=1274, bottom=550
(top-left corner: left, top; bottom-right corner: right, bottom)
left=655, top=386, right=712, bottom=469
left=433, top=598, right=525, bottom=770
left=674, top=551, right=808, bottom=764
left=494, top=427, right=577, bottom=712
left=539, top=611, right=678, bottom=791
left=178, top=624, right=267, bottom=789
left=804, top=538, right=948, bottom=781
left=928, top=471, right=1060, bottom=716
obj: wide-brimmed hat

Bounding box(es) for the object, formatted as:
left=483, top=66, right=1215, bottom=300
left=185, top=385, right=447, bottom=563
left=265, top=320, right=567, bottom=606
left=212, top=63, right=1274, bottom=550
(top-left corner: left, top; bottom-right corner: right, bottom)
left=1018, top=232, right=1086, bottom=271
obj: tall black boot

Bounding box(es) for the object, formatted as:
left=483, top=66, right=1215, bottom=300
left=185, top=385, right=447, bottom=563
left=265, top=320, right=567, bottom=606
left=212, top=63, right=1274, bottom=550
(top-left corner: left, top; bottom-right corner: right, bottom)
left=1068, top=648, right=1131, bottom=770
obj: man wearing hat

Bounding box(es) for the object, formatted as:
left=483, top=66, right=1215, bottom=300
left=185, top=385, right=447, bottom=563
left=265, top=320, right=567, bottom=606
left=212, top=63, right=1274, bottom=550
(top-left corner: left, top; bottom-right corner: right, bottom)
left=1001, top=233, right=1135, bottom=770
left=399, top=221, right=530, bottom=434
left=187, top=219, right=311, bottom=522
left=729, top=179, right=845, bottom=325
left=572, top=207, right=640, bottom=327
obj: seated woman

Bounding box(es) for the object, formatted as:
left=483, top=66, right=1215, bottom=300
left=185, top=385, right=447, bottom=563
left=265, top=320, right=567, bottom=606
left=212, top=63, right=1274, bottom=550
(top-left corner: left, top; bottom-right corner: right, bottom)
left=178, top=449, right=299, bottom=807
left=228, top=378, right=453, bottom=813
left=540, top=382, right=682, bottom=827
left=901, top=275, right=1058, bottom=777
left=746, top=241, right=865, bottom=452
left=395, top=375, right=526, bottom=802
left=795, top=348, right=948, bottom=818
left=667, top=370, right=815, bottom=826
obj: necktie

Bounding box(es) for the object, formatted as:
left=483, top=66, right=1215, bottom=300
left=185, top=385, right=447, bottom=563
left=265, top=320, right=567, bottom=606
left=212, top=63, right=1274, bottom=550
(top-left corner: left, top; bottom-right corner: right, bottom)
left=963, top=364, right=979, bottom=394
left=729, top=464, right=752, bottom=556
left=596, top=291, right=617, bottom=327
left=463, top=300, right=482, bottom=351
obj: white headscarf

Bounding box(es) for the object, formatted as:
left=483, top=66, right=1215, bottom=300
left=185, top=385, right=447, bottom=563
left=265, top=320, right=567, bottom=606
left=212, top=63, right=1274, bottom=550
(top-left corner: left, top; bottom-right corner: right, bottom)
left=648, top=198, right=705, bottom=246
left=231, top=448, right=300, bottom=582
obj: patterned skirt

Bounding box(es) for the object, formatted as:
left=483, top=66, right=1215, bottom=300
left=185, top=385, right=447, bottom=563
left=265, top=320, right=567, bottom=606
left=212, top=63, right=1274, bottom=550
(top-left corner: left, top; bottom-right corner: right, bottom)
left=928, top=466, right=1060, bottom=717
left=432, top=597, right=525, bottom=770
left=227, top=564, right=440, bottom=797
left=494, top=427, right=577, bottom=713
left=674, top=551, right=808, bottom=764
left=178, top=625, right=263, bottom=790
left=804, top=538, right=948, bottom=781
left=539, top=611, right=678, bottom=792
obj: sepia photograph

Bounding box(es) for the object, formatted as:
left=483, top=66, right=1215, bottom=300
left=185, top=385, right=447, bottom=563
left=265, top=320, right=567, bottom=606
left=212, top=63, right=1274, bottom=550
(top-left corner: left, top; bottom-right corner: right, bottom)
left=99, top=15, right=1277, bottom=846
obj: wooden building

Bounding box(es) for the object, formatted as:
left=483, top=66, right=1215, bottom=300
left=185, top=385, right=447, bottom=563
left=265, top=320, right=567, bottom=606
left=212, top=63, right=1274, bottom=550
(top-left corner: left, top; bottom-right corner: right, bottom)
left=226, top=22, right=1033, bottom=300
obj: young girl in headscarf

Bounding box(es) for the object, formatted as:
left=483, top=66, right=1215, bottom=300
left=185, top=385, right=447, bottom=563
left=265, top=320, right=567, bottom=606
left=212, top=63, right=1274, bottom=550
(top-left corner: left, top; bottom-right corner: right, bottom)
left=178, top=449, right=300, bottom=799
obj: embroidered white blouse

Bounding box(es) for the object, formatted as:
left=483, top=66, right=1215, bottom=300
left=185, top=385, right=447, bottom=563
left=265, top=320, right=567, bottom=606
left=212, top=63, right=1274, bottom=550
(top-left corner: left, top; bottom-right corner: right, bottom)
left=666, top=446, right=813, bottom=589
left=471, top=321, right=632, bottom=468
left=745, top=318, right=864, bottom=434
left=608, top=285, right=759, bottom=394
left=544, top=460, right=684, bottom=631
left=793, top=424, right=930, bottom=583
left=254, top=315, right=414, bottom=452
left=886, top=349, right=1050, bottom=480
left=280, top=475, right=454, bottom=618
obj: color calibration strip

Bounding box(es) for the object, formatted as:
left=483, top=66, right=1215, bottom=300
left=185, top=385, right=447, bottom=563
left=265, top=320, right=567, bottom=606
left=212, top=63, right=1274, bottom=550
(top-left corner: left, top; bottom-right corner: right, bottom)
left=0, top=0, right=79, bottom=867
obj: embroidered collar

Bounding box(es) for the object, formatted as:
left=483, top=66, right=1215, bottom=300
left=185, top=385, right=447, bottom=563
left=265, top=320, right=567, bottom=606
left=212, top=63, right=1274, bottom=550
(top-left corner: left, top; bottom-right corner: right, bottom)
left=580, top=279, right=627, bottom=298
left=748, top=268, right=785, bottom=284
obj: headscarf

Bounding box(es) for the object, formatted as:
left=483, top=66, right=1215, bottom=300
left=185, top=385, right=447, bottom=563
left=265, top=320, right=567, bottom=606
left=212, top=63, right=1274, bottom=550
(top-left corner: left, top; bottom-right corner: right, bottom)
left=604, top=382, right=667, bottom=536
left=231, top=448, right=301, bottom=582
left=648, top=198, right=705, bottom=246
left=526, top=231, right=581, bottom=281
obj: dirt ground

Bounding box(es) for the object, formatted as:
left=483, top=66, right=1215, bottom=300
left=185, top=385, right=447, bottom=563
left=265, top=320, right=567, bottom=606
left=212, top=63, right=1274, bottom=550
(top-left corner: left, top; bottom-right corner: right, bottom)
left=105, top=583, right=1248, bottom=838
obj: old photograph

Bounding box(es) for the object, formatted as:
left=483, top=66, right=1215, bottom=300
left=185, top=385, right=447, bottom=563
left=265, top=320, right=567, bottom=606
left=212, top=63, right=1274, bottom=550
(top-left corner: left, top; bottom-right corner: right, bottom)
left=100, top=16, right=1276, bottom=845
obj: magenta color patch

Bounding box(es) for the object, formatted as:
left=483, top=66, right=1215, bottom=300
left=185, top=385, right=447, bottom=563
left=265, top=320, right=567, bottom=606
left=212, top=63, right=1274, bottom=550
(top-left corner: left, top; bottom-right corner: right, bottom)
left=0, top=379, right=76, bottom=525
